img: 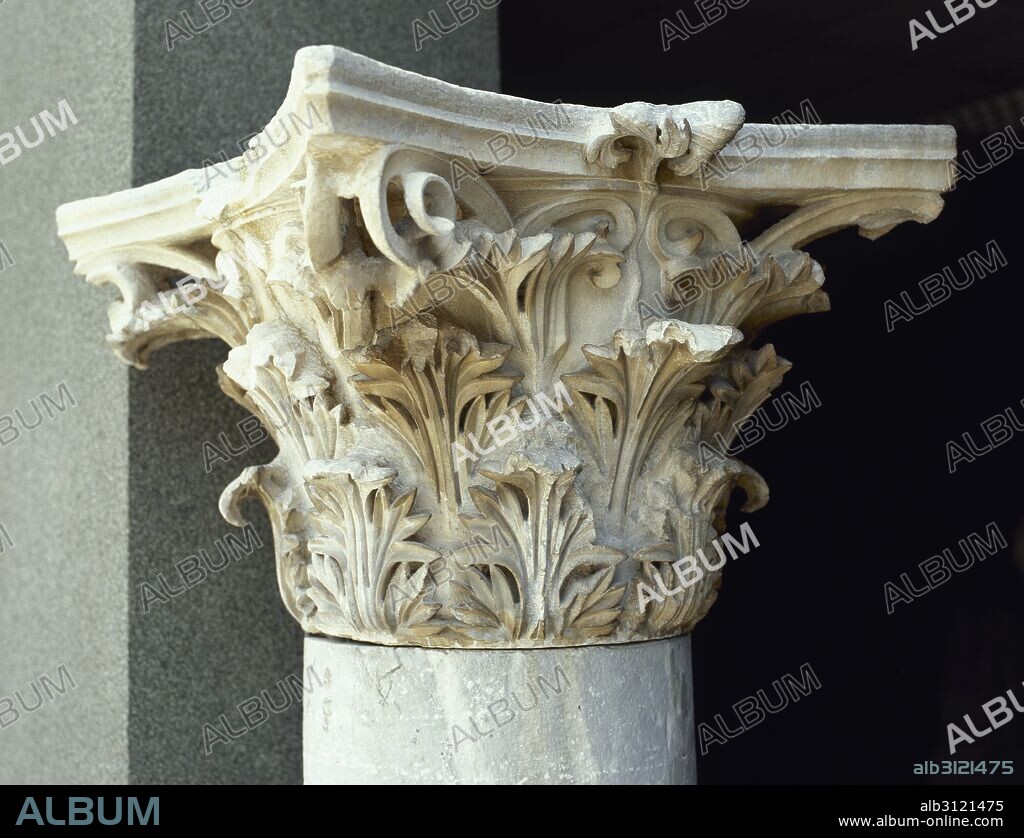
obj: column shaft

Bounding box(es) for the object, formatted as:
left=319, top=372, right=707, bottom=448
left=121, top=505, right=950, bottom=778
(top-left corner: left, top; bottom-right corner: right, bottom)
left=304, top=635, right=695, bottom=784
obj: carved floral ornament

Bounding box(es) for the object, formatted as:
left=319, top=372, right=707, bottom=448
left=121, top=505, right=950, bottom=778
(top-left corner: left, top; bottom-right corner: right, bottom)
left=57, top=47, right=956, bottom=648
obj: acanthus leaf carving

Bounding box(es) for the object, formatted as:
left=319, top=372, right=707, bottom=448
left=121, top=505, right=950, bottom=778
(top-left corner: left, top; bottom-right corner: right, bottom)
left=450, top=229, right=625, bottom=391
left=352, top=323, right=520, bottom=525
left=57, top=46, right=954, bottom=648
left=303, top=455, right=442, bottom=641
left=563, top=320, right=742, bottom=520
left=451, top=456, right=627, bottom=644
left=691, top=343, right=793, bottom=453
left=629, top=451, right=767, bottom=638
left=666, top=250, right=830, bottom=337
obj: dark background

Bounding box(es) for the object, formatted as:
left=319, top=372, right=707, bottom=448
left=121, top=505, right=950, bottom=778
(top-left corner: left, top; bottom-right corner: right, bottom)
left=501, top=0, right=1024, bottom=784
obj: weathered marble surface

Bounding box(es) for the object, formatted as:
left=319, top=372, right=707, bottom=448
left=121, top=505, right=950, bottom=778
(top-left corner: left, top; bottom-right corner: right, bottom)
left=56, top=46, right=956, bottom=651
left=54, top=42, right=955, bottom=786
left=304, top=634, right=694, bottom=784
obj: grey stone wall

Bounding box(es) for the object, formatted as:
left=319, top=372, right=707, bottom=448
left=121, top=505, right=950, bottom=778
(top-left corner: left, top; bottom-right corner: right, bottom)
left=0, top=0, right=134, bottom=784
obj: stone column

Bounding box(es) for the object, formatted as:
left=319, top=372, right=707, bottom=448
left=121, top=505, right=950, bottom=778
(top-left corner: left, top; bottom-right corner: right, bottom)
left=57, top=47, right=955, bottom=784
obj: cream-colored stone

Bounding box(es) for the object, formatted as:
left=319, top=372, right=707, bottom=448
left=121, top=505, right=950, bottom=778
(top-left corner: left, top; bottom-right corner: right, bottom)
left=56, top=46, right=955, bottom=650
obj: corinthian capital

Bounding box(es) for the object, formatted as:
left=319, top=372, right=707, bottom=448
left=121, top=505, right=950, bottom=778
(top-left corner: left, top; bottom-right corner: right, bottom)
left=56, top=47, right=955, bottom=650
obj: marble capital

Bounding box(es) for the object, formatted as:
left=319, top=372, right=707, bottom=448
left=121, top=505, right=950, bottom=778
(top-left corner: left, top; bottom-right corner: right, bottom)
left=56, top=47, right=956, bottom=649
